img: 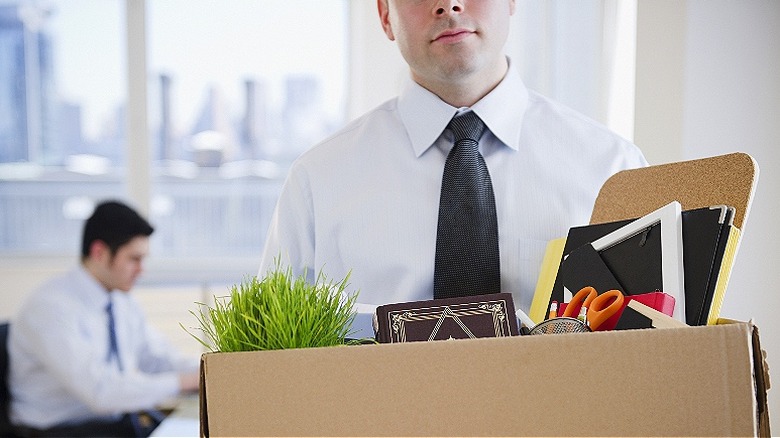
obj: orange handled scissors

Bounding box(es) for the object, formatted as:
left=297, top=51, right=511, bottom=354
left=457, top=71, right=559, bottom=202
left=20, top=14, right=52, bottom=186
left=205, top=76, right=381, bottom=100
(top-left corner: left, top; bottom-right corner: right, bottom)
left=562, top=286, right=625, bottom=331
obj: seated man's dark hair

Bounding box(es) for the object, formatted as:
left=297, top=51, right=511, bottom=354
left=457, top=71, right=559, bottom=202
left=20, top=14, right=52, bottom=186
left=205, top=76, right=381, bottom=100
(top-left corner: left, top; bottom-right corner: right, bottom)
left=81, top=200, right=154, bottom=260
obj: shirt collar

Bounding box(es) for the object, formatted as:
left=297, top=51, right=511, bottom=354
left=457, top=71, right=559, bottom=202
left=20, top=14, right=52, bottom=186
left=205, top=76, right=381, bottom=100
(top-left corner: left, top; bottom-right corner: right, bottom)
left=397, top=58, right=529, bottom=157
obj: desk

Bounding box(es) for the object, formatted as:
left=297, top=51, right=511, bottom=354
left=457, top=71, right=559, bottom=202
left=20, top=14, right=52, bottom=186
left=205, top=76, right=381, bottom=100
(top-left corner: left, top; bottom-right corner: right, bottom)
left=150, top=394, right=199, bottom=437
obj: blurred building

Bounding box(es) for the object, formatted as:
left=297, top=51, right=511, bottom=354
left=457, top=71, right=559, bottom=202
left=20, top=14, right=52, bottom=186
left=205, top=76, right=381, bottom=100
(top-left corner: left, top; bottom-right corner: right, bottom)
left=158, top=73, right=175, bottom=161
left=0, top=3, right=58, bottom=164
left=190, top=85, right=236, bottom=166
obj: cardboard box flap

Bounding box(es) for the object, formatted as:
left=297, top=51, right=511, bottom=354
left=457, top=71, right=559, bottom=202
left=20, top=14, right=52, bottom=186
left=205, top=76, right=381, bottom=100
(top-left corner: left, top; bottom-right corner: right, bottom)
left=198, top=355, right=208, bottom=438
left=200, top=322, right=763, bottom=437
left=753, top=323, right=772, bottom=437
left=719, top=318, right=772, bottom=437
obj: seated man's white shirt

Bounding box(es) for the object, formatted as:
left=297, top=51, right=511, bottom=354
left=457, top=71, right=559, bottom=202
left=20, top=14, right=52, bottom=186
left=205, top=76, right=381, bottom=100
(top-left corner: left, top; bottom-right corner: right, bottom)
left=9, top=266, right=198, bottom=429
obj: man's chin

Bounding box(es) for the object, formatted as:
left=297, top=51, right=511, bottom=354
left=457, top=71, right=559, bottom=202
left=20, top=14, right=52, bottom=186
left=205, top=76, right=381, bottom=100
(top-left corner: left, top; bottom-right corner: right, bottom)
left=432, top=52, right=486, bottom=78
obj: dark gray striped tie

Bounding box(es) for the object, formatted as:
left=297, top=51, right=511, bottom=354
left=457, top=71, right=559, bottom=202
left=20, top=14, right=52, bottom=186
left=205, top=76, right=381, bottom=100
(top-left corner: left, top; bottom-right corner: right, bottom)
left=434, top=111, right=501, bottom=299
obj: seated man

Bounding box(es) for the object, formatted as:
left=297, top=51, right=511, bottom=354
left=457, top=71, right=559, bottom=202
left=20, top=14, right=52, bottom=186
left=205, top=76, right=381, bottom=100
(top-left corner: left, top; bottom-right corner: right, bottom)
left=8, top=200, right=199, bottom=437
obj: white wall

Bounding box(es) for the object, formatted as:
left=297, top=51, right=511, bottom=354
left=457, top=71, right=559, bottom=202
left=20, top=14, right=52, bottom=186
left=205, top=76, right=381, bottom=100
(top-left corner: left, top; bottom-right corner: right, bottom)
left=346, top=0, right=407, bottom=121
left=635, top=0, right=780, bottom=421
left=635, top=1, right=686, bottom=164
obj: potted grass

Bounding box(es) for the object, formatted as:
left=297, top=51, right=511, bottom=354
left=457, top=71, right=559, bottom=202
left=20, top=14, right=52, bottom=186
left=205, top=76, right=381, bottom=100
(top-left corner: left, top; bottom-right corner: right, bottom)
left=184, top=262, right=360, bottom=352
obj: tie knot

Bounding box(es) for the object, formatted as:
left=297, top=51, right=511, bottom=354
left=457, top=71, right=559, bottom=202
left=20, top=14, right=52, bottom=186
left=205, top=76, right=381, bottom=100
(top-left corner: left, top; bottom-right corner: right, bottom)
left=448, top=111, right=485, bottom=143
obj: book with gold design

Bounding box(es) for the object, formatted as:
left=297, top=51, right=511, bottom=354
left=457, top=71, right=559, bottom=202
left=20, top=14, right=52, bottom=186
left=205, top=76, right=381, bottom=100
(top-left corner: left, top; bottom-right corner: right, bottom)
left=374, top=293, right=519, bottom=343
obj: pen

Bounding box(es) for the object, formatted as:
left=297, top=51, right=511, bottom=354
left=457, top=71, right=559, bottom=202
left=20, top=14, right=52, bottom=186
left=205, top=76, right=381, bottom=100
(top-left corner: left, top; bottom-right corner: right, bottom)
left=577, top=305, right=588, bottom=327
left=548, top=301, right=558, bottom=320
left=515, top=307, right=535, bottom=331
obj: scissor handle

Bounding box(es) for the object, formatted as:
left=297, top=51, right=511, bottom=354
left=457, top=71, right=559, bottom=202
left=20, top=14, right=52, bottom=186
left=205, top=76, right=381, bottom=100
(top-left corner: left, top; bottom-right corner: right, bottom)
left=587, top=289, right=625, bottom=331
left=562, top=286, right=597, bottom=318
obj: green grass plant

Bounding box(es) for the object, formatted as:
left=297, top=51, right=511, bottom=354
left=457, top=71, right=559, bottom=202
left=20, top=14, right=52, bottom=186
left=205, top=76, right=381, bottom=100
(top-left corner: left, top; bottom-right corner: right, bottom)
left=183, top=262, right=358, bottom=352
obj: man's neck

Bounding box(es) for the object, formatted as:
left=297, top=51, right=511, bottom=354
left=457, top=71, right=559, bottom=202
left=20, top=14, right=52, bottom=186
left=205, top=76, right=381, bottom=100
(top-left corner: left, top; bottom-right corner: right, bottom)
left=82, top=259, right=112, bottom=293
left=414, top=57, right=509, bottom=108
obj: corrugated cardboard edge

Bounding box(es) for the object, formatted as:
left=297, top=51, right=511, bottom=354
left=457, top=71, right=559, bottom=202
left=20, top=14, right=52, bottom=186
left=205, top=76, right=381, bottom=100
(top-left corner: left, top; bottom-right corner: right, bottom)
left=591, top=152, right=759, bottom=230
left=753, top=323, right=772, bottom=438
left=719, top=318, right=772, bottom=437
left=199, top=354, right=208, bottom=438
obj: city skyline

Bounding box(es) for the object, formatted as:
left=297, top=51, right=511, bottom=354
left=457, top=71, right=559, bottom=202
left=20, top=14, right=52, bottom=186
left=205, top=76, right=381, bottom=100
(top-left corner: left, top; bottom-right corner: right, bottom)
left=1, top=0, right=349, bottom=166
left=0, top=0, right=352, bottom=258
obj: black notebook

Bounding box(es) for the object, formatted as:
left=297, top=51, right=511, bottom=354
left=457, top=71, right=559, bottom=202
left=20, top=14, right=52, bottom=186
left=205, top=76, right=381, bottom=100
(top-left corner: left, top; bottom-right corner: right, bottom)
left=550, top=205, right=736, bottom=325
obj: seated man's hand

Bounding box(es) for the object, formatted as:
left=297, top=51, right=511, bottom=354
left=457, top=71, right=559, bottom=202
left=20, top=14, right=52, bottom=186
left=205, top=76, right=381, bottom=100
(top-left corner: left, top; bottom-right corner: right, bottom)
left=178, top=371, right=200, bottom=393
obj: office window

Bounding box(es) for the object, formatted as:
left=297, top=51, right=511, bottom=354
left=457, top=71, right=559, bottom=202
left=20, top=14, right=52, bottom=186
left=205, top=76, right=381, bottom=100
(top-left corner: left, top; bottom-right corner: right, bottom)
left=0, top=0, right=126, bottom=253
left=145, top=1, right=348, bottom=270
left=0, top=1, right=349, bottom=283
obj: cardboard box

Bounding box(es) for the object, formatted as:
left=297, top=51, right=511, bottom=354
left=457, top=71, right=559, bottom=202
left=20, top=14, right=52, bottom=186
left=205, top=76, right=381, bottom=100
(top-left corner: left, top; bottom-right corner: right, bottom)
left=199, top=321, right=770, bottom=437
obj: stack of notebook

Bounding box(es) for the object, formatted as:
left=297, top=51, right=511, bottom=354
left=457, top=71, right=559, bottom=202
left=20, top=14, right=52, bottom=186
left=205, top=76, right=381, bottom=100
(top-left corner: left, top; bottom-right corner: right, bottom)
left=544, top=204, right=738, bottom=325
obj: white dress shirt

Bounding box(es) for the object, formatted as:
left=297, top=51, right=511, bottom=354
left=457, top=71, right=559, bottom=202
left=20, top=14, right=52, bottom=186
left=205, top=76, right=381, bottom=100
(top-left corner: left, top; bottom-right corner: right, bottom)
left=8, top=266, right=198, bottom=429
left=260, top=60, right=647, bottom=316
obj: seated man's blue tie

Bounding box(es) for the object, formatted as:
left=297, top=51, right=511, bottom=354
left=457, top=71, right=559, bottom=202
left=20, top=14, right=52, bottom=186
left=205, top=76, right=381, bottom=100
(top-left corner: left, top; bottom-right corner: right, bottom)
left=106, top=299, right=122, bottom=371
left=434, top=111, right=501, bottom=299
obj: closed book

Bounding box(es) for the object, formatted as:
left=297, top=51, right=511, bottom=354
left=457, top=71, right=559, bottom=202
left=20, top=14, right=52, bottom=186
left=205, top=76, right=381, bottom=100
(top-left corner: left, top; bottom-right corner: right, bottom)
left=375, top=293, right=519, bottom=343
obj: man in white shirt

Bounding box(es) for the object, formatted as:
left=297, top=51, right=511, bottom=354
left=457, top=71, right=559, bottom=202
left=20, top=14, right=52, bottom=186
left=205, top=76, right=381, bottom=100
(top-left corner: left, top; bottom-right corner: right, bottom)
left=260, top=0, right=647, bottom=318
left=8, top=201, right=199, bottom=437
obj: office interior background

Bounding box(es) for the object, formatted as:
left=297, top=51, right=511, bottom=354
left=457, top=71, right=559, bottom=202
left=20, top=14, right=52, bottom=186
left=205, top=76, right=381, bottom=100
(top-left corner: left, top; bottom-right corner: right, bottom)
left=1, top=0, right=778, bottom=420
